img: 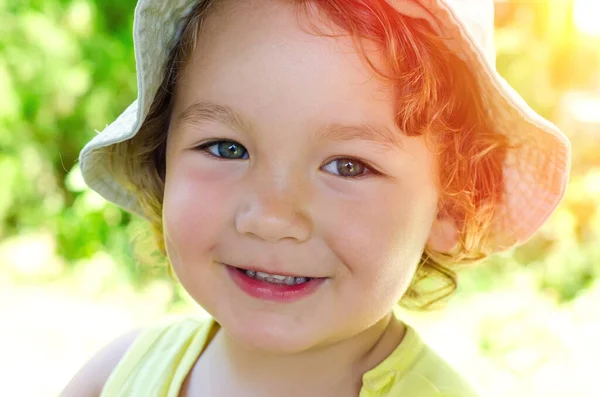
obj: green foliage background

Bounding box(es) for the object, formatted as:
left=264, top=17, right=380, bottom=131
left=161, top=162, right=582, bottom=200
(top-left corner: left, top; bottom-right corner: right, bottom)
left=1, top=0, right=599, bottom=305
left=1, top=0, right=145, bottom=284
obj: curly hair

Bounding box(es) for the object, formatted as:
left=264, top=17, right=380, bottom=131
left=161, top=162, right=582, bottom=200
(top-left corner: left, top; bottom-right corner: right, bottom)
left=107, top=0, right=509, bottom=310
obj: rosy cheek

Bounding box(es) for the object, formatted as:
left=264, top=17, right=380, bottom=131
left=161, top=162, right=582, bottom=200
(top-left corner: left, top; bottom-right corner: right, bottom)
left=163, top=159, right=235, bottom=258
left=325, top=185, right=434, bottom=279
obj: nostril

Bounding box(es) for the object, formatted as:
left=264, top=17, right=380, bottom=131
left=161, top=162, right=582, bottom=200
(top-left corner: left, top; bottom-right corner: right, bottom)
left=234, top=201, right=312, bottom=243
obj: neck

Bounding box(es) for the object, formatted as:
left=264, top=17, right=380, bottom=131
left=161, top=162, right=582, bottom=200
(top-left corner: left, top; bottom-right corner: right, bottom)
left=211, top=312, right=406, bottom=396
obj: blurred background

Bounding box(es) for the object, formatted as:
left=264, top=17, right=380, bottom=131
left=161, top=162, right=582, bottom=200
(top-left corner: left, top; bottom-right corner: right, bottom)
left=1, top=0, right=599, bottom=396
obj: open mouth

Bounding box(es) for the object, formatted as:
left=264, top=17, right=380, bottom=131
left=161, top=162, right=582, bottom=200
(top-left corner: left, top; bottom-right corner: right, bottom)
left=234, top=267, right=314, bottom=286
left=226, top=264, right=326, bottom=302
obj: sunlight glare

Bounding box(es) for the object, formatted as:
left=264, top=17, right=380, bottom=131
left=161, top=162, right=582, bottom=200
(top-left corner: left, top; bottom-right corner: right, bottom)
left=573, top=0, right=600, bottom=37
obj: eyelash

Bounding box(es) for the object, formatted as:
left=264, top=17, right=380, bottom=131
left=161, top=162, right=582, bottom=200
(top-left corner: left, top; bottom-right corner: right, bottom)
left=194, top=139, right=381, bottom=179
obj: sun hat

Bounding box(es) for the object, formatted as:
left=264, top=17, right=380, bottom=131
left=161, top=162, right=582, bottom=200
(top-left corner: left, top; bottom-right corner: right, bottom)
left=79, top=0, right=571, bottom=254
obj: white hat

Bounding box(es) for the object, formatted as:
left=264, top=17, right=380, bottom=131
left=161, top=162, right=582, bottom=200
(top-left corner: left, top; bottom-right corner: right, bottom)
left=79, top=0, right=571, bottom=253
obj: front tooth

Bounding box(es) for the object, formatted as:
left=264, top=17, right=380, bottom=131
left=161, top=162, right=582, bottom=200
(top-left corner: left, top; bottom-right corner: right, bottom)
left=251, top=271, right=309, bottom=285
left=256, top=272, right=270, bottom=280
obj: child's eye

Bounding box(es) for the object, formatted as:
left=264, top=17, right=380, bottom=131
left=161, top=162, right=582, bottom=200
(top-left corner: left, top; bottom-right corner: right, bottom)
left=322, top=158, right=373, bottom=178
left=197, top=140, right=249, bottom=159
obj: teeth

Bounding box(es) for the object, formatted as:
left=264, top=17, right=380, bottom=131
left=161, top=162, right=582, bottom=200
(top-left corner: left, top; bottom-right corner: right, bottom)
left=244, top=270, right=311, bottom=285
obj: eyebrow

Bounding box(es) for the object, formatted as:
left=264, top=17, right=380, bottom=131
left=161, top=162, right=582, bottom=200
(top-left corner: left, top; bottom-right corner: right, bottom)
left=317, top=123, right=401, bottom=150
left=178, top=101, right=256, bottom=135
left=177, top=101, right=402, bottom=149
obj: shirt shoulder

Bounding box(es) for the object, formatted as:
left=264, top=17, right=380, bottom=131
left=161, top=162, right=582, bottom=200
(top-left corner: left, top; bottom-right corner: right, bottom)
left=100, top=315, right=215, bottom=397
left=405, top=341, right=481, bottom=397
left=362, top=322, right=481, bottom=397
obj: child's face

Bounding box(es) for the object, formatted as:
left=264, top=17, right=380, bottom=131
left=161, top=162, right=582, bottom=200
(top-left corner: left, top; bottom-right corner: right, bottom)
left=163, top=0, right=445, bottom=352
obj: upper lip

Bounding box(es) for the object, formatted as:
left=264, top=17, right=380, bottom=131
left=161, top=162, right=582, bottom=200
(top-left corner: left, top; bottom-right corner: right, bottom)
left=224, top=263, right=324, bottom=278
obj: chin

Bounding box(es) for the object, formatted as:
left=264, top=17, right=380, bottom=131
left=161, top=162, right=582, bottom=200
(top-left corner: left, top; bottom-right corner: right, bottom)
left=220, top=312, right=326, bottom=354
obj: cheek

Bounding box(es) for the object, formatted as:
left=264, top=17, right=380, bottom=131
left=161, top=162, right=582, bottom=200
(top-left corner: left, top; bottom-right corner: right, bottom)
left=324, top=180, right=438, bottom=294
left=162, top=160, right=232, bottom=263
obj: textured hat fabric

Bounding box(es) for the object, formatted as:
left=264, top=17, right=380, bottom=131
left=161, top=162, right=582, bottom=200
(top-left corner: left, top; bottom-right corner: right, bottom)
left=79, top=0, right=571, bottom=254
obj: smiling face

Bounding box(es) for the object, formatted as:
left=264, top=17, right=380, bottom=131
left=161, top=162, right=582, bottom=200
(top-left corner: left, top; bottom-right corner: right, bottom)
left=162, top=0, right=445, bottom=352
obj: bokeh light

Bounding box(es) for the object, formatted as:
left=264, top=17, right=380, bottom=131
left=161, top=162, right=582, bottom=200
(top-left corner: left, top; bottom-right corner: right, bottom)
left=574, top=0, right=600, bottom=37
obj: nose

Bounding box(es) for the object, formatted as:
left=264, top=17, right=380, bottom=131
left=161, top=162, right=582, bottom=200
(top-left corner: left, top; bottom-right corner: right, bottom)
left=235, top=177, right=312, bottom=243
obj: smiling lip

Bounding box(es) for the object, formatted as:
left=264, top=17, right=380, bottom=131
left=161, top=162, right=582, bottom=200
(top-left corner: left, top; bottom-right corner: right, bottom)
left=225, top=265, right=326, bottom=302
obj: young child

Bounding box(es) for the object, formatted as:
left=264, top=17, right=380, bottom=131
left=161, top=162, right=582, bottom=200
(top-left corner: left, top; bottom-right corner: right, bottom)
left=62, top=0, right=571, bottom=396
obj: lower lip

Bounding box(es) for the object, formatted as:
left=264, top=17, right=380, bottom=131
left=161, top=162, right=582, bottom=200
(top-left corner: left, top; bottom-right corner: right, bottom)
left=226, top=266, right=325, bottom=303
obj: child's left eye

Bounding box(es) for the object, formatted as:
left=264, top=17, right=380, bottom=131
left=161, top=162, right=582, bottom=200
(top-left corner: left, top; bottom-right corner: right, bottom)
left=322, top=158, right=373, bottom=178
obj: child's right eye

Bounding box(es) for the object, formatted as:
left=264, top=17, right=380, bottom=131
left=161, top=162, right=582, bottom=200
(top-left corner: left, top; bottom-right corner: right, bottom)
left=197, top=140, right=249, bottom=160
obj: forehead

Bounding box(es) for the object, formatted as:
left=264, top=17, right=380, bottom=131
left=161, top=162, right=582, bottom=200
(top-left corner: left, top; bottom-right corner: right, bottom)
left=171, top=0, right=398, bottom=135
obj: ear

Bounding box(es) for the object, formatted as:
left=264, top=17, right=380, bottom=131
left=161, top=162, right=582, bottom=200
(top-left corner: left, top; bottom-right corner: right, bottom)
left=427, top=212, right=459, bottom=253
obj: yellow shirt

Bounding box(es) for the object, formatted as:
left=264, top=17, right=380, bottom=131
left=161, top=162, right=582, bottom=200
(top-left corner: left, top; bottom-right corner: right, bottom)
left=101, top=310, right=481, bottom=396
